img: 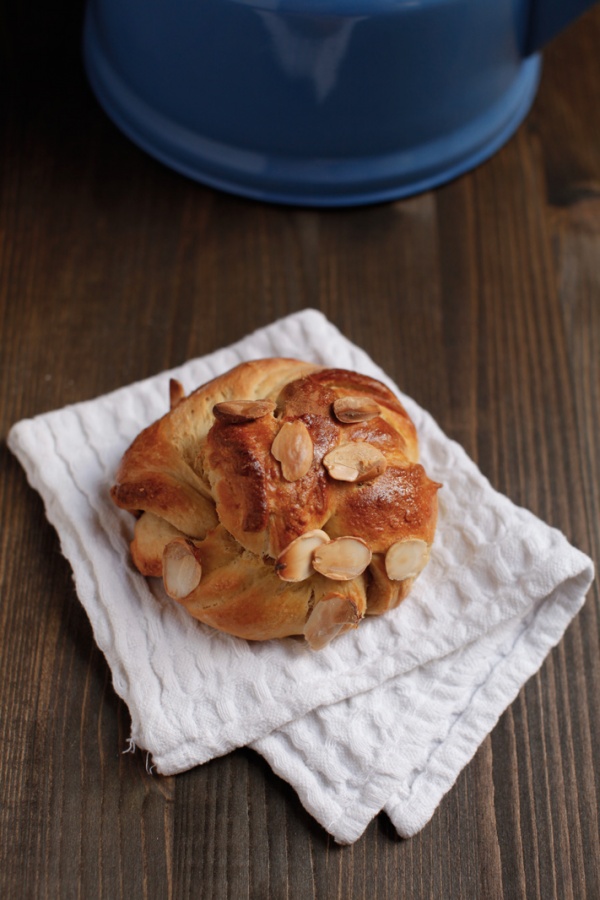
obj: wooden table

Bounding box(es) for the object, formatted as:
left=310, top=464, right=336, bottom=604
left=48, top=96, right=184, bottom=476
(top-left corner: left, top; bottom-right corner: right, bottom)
left=2, top=3, right=599, bottom=897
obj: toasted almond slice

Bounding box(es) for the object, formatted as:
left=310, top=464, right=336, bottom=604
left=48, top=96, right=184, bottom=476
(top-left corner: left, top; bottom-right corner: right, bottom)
left=131, top=512, right=187, bottom=577
left=213, top=399, right=276, bottom=423
left=169, top=378, right=186, bottom=410
left=323, top=441, right=387, bottom=483
left=385, top=539, right=429, bottom=581
left=275, top=530, right=330, bottom=582
left=333, top=396, right=381, bottom=423
left=312, top=536, right=372, bottom=581
left=163, top=538, right=202, bottom=599
left=271, top=420, right=314, bottom=481
left=304, top=594, right=361, bottom=650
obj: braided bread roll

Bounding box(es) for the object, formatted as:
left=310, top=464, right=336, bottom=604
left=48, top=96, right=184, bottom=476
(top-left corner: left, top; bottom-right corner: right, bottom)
left=111, top=359, right=441, bottom=649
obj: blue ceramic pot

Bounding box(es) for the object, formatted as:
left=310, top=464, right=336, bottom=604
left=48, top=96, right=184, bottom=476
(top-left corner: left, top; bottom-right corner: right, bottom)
left=83, top=0, right=595, bottom=206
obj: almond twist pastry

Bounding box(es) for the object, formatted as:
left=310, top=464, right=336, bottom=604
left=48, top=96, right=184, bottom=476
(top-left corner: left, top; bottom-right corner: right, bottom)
left=111, top=358, right=441, bottom=648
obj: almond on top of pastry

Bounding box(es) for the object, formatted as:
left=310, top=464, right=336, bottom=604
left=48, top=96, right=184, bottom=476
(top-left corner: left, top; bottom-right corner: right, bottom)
left=111, top=358, right=441, bottom=649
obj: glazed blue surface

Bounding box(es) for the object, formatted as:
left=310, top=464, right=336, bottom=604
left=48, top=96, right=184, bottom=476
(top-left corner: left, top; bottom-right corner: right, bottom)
left=83, top=0, right=595, bottom=205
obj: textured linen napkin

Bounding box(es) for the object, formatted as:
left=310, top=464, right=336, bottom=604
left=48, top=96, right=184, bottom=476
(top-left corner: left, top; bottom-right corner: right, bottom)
left=8, top=310, right=594, bottom=843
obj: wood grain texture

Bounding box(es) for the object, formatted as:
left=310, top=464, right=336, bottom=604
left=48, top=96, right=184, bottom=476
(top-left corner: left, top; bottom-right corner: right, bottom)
left=1, top=2, right=599, bottom=897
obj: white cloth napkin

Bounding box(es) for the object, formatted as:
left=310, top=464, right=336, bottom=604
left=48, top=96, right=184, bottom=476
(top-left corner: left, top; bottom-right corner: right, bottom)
left=8, top=310, right=594, bottom=844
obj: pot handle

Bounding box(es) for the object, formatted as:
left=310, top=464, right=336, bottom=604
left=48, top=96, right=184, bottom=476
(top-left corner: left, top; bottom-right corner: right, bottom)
left=525, top=0, right=597, bottom=54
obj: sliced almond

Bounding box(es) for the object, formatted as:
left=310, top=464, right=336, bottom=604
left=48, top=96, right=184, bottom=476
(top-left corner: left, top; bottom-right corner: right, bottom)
left=333, top=396, right=381, bottom=423
left=131, top=512, right=187, bottom=577
left=271, top=420, right=314, bottom=481
left=213, top=399, right=276, bottom=423
left=163, top=538, right=202, bottom=600
left=304, top=593, right=361, bottom=650
left=313, top=536, right=372, bottom=581
left=323, top=441, right=387, bottom=483
left=385, top=539, right=429, bottom=581
left=275, top=530, right=330, bottom=582
left=169, top=378, right=186, bottom=410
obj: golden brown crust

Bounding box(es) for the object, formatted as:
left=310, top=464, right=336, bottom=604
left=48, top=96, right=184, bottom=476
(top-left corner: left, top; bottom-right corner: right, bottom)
left=111, top=358, right=440, bottom=646
left=325, top=463, right=440, bottom=552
